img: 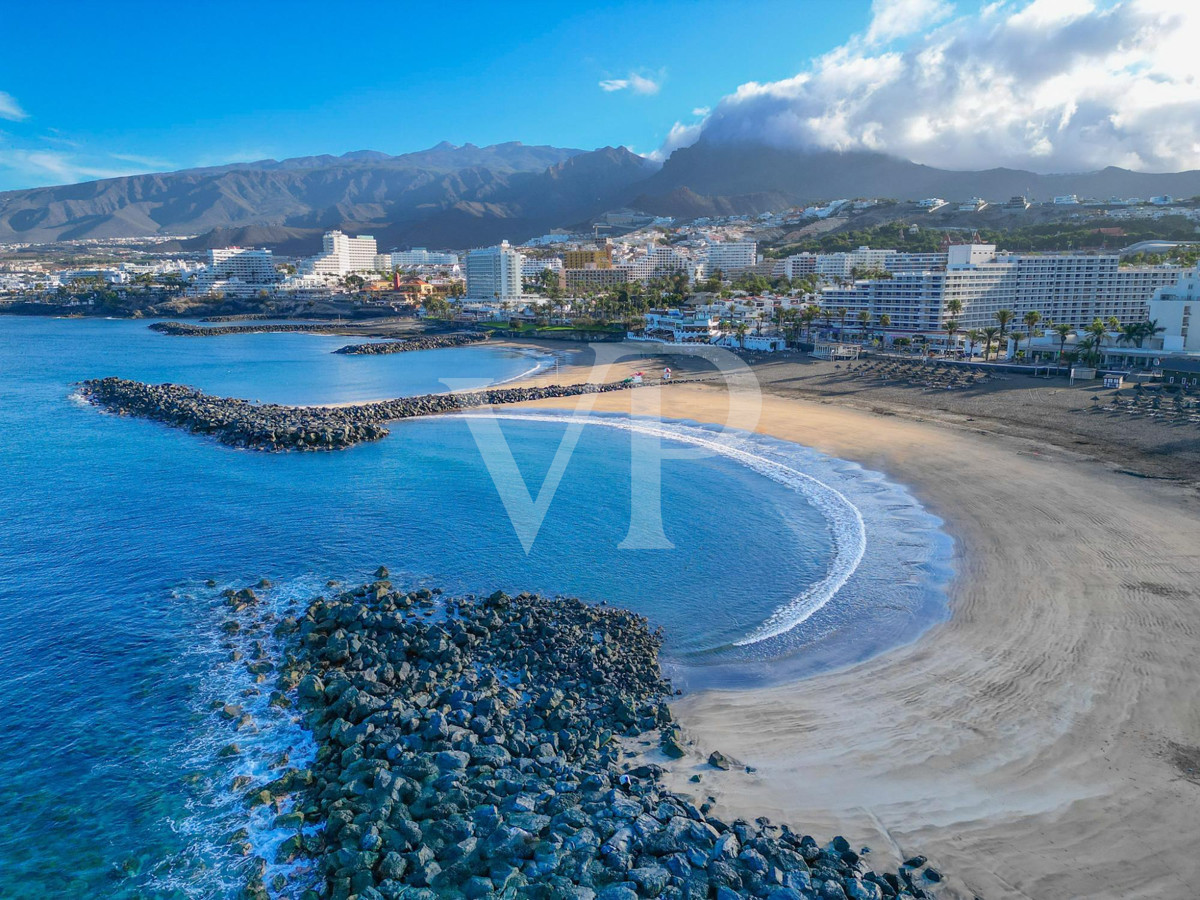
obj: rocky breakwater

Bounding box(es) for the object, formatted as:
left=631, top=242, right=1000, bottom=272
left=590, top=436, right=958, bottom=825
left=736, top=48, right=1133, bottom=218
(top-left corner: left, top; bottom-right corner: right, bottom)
left=239, top=576, right=944, bottom=900
left=149, top=321, right=334, bottom=336
left=334, top=333, right=489, bottom=355
left=79, top=377, right=646, bottom=452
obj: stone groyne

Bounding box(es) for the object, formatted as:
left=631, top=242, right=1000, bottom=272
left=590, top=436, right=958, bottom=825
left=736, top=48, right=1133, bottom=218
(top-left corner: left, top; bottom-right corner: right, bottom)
left=333, top=333, right=489, bottom=355
left=149, top=321, right=334, bottom=337
left=225, top=577, right=941, bottom=899
left=79, top=377, right=644, bottom=451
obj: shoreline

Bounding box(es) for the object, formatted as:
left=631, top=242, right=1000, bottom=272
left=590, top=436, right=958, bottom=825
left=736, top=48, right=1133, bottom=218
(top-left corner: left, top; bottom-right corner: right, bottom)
left=509, top=380, right=1200, bottom=900
left=235, top=575, right=941, bottom=899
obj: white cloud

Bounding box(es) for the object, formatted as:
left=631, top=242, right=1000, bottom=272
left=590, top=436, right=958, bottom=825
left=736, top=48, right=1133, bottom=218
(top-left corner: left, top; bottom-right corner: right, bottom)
left=110, top=152, right=175, bottom=169
left=0, top=91, right=28, bottom=121
left=692, top=106, right=711, bottom=117
left=866, top=0, right=954, bottom=43
left=662, top=0, right=1200, bottom=173
left=0, top=149, right=143, bottom=186
left=599, top=71, right=662, bottom=95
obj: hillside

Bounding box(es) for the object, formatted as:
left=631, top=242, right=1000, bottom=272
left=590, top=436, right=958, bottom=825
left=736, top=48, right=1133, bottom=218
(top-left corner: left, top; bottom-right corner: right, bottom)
left=4, top=138, right=1200, bottom=249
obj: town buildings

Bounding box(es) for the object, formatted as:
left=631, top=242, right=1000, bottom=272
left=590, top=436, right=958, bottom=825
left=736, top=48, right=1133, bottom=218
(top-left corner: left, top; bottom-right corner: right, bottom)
left=465, top=240, right=523, bottom=302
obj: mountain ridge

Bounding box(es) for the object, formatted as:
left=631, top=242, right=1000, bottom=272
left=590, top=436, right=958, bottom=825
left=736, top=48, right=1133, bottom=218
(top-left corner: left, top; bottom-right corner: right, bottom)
left=3, top=139, right=1199, bottom=248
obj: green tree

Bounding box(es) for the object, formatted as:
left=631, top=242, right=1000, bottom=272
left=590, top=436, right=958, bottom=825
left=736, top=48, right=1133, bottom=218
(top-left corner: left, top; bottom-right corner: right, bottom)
left=966, top=329, right=983, bottom=359
left=943, top=318, right=960, bottom=352
left=1053, top=322, right=1074, bottom=359
left=856, top=309, right=870, bottom=340
left=994, top=308, right=1015, bottom=344
left=982, top=326, right=1000, bottom=361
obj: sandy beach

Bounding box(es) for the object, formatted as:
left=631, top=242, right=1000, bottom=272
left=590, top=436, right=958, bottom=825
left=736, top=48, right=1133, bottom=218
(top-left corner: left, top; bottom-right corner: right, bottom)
left=510, top=373, right=1200, bottom=900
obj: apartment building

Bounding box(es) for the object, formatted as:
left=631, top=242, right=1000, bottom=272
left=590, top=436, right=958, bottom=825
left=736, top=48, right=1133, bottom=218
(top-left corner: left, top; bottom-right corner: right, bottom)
left=305, top=230, right=379, bottom=276
left=384, top=248, right=459, bottom=267
left=465, top=240, right=524, bottom=302
left=703, top=241, right=758, bottom=273
left=1149, top=264, right=1200, bottom=353
left=817, top=244, right=1179, bottom=333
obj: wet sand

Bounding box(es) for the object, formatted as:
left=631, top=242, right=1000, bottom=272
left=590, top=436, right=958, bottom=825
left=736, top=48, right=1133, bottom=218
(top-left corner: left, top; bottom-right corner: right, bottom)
left=510, top=378, right=1200, bottom=900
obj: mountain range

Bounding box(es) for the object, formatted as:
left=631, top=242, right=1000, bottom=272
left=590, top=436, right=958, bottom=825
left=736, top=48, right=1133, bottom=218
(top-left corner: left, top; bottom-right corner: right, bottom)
left=3, top=139, right=1200, bottom=251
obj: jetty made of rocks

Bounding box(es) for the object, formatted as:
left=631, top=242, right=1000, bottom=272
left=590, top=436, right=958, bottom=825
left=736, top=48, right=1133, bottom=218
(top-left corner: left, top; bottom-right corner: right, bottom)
left=150, top=321, right=336, bottom=337
left=79, top=377, right=645, bottom=452
left=230, top=576, right=943, bottom=900
left=334, top=333, right=490, bottom=355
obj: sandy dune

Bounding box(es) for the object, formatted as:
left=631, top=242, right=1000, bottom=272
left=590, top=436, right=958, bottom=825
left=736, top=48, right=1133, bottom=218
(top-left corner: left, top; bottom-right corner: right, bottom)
left=514, top=382, right=1200, bottom=900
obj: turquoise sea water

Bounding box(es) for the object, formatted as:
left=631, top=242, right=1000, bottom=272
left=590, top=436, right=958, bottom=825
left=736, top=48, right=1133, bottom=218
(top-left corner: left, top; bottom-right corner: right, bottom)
left=0, top=318, right=952, bottom=897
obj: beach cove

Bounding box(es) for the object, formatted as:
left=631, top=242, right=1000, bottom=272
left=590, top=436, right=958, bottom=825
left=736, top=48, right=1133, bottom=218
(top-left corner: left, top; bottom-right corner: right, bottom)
left=514, top=378, right=1200, bottom=900
left=0, top=318, right=956, bottom=897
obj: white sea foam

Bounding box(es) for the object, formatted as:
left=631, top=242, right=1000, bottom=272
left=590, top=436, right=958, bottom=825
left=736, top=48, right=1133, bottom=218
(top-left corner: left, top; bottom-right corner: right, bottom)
left=456, top=412, right=868, bottom=646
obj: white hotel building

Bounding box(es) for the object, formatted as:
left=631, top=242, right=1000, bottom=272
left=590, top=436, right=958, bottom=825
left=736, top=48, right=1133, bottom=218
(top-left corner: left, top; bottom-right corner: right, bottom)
left=703, top=241, right=758, bottom=274
left=818, top=244, right=1180, bottom=333
left=465, top=240, right=524, bottom=302
left=1148, top=265, right=1200, bottom=354
left=384, top=248, right=460, bottom=267
left=305, top=230, right=379, bottom=276
left=189, top=247, right=280, bottom=297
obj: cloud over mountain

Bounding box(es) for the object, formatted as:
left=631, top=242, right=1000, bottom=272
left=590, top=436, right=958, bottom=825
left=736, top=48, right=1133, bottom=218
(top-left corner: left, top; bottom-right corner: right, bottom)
left=661, top=0, right=1200, bottom=174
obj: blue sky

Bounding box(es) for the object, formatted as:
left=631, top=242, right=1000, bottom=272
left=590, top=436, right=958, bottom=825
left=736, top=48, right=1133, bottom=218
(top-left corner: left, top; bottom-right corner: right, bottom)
left=4, top=1, right=1198, bottom=189
left=0, top=0, right=871, bottom=190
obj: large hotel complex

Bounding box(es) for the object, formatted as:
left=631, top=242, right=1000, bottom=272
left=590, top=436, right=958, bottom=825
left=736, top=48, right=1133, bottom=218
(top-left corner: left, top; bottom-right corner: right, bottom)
left=816, top=243, right=1181, bottom=332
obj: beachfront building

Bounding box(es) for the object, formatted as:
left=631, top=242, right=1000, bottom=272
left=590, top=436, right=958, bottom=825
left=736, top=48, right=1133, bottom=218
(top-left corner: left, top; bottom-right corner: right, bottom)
left=384, top=248, right=459, bottom=267
left=188, top=247, right=281, bottom=297
left=305, top=230, right=379, bottom=276
left=703, top=241, right=758, bottom=274
left=465, top=240, right=524, bottom=302
left=1149, top=264, right=1200, bottom=354
left=818, top=244, right=1179, bottom=334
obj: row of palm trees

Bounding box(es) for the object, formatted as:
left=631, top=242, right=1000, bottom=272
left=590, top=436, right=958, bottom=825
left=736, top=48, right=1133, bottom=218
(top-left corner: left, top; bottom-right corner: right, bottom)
left=945, top=305, right=1165, bottom=363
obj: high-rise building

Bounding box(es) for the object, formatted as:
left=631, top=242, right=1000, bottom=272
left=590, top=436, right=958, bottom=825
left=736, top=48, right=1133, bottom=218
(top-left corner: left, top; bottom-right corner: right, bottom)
left=384, top=248, right=460, bottom=267
left=1149, top=265, right=1200, bottom=354
left=563, top=247, right=613, bottom=270
left=207, top=248, right=279, bottom=283
left=305, top=230, right=379, bottom=276
left=703, top=241, right=758, bottom=274
left=465, top=240, right=524, bottom=302
left=189, top=247, right=280, bottom=297
left=818, top=244, right=1179, bottom=333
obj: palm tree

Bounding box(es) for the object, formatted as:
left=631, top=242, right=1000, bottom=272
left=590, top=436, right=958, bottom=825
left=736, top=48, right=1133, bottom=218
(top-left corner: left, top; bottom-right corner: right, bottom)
left=1023, top=310, right=1042, bottom=336
left=1023, top=310, right=1042, bottom=357
left=856, top=309, right=870, bottom=340
left=734, top=320, right=749, bottom=349
left=822, top=307, right=834, bottom=334
left=800, top=306, right=818, bottom=341
left=1138, top=318, right=1165, bottom=348
left=1118, top=322, right=1141, bottom=347
left=982, top=326, right=1000, bottom=361
left=994, top=309, right=1015, bottom=347
left=1084, top=318, right=1109, bottom=366
left=966, top=329, right=983, bottom=359
left=943, top=318, right=960, bottom=354
left=1054, top=322, right=1074, bottom=359
left=837, top=307, right=848, bottom=339
left=1010, top=331, right=1026, bottom=359
left=945, top=298, right=963, bottom=319
left=878, top=313, right=891, bottom=344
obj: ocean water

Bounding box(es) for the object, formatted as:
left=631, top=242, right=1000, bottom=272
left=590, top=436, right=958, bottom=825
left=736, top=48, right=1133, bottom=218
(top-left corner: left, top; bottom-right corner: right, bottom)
left=0, top=317, right=952, bottom=897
